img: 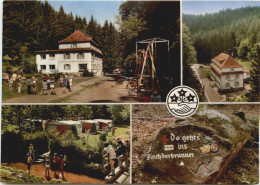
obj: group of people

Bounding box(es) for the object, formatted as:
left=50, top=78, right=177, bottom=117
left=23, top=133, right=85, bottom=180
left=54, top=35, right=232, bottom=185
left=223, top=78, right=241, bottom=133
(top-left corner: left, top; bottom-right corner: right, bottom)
left=103, top=138, right=130, bottom=177
left=7, top=71, right=24, bottom=93
left=26, top=144, right=66, bottom=181
left=7, top=73, right=74, bottom=95
left=141, top=90, right=162, bottom=102
left=44, top=153, right=66, bottom=180
left=59, top=74, right=73, bottom=94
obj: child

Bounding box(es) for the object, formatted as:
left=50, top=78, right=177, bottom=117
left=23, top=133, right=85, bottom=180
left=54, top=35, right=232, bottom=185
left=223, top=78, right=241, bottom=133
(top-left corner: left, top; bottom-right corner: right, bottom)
left=26, top=76, right=31, bottom=94
left=59, top=155, right=65, bottom=180
left=8, top=75, right=13, bottom=90
left=104, top=142, right=117, bottom=176
left=42, top=79, right=48, bottom=95
left=69, top=76, right=73, bottom=92
left=27, top=153, right=33, bottom=174
left=47, top=77, right=51, bottom=90
left=62, top=76, right=67, bottom=94
left=12, top=71, right=17, bottom=92
left=50, top=77, right=56, bottom=95
left=53, top=153, right=59, bottom=178
left=44, top=155, right=50, bottom=177
left=17, top=75, right=22, bottom=93
left=32, top=76, right=37, bottom=94
left=59, top=75, right=63, bottom=90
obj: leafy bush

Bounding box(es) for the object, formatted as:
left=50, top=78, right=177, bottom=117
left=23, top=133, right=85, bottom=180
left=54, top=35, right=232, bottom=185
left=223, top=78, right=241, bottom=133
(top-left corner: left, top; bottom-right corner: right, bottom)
left=83, top=68, right=94, bottom=77
left=0, top=165, right=47, bottom=183
left=1, top=127, right=24, bottom=163
left=83, top=68, right=90, bottom=77
left=23, top=131, right=49, bottom=156
left=48, top=131, right=105, bottom=179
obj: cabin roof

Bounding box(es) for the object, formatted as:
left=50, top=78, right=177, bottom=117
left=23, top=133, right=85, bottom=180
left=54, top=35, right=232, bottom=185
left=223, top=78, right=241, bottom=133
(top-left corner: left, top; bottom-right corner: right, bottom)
left=79, top=120, right=97, bottom=123
left=94, top=119, right=112, bottom=123
left=211, top=53, right=242, bottom=68
left=59, top=30, right=92, bottom=44
left=36, top=47, right=103, bottom=55
left=47, top=120, right=81, bottom=125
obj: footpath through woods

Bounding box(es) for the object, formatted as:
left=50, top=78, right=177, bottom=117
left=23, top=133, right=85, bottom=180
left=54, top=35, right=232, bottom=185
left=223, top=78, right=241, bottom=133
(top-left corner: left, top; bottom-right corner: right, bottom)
left=8, top=163, right=105, bottom=184
left=3, top=76, right=139, bottom=103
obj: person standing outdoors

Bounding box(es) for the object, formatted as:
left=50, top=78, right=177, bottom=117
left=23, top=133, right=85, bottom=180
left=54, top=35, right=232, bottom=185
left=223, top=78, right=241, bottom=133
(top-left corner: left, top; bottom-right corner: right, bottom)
left=104, top=142, right=117, bottom=176
left=27, top=153, right=33, bottom=174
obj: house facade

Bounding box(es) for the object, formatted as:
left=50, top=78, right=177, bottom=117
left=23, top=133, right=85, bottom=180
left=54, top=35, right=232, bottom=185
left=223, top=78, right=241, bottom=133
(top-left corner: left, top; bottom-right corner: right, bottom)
left=210, top=53, right=244, bottom=90
left=36, top=30, right=103, bottom=76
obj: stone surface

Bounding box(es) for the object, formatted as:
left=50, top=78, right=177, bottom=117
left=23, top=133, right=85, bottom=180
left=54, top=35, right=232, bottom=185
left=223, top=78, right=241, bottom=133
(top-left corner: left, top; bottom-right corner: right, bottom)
left=144, top=109, right=253, bottom=184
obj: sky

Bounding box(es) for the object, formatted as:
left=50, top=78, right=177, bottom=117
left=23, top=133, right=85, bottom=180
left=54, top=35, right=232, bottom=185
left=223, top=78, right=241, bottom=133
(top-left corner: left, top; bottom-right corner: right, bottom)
left=182, top=1, right=260, bottom=15
left=49, top=1, right=123, bottom=26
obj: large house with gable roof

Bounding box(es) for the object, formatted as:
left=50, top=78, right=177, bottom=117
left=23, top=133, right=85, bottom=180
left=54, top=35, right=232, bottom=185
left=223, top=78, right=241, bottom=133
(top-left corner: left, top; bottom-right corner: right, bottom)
left=36, top=30, right=103, bottom=76
left=210, top=53, right=244, bottom=90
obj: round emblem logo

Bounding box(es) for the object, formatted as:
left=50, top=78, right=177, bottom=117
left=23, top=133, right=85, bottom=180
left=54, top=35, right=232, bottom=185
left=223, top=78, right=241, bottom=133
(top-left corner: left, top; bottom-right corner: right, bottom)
left=166, top=86, right=199, bottom=118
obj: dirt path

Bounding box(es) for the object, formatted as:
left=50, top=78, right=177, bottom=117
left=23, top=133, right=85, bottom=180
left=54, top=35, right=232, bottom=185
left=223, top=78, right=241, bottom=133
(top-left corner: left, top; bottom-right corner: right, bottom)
left=8, top=163, right=105, bottom=184
left=2, top=76, right=139, bottom=103
left=66, top=77, right=139, bottom=103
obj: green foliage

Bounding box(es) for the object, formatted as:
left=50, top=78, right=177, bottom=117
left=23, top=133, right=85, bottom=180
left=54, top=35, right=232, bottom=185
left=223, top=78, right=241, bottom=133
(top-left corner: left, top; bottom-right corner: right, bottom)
left=83, top=68, right=89, bottom=77
left=118, top=1, right=181, bottom=89
left=1, top=127, right=24, bottom=162
left=107, top=105, right=130, bottom=124
left=184, top=6, right=260, bottom=62
left=23, top=131, right=49, bottom=155
left=1, top=128, right=49, bottom=163
left=182, top=24, right=197, bottom=64
left=247, top=43, right=260, bottom=101
left=238, top=39, right=250, bottom=60
left=49, top=130, right=105, bottom=178
left=0, top=165, right=47, bottom=183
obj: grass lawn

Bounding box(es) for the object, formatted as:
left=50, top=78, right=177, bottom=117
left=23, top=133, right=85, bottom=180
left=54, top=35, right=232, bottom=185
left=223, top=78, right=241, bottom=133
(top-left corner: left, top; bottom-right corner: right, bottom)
left=2, top=75, right=91, bottom=100
left=76, top=124, right=130, bottom=149
left=236, top=58, right=251, bottom=70
left=201, top=66, right=211, bottom=78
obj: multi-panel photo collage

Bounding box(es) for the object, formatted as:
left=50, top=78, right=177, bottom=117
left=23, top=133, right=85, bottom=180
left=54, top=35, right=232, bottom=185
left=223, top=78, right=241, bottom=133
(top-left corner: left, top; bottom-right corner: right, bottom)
left=1, top=0, right=259, bottom=184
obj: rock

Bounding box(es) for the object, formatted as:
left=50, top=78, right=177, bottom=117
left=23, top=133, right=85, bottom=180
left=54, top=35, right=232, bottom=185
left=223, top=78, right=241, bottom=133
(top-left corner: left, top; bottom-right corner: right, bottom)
left=144, top=109, right=254, bottom=184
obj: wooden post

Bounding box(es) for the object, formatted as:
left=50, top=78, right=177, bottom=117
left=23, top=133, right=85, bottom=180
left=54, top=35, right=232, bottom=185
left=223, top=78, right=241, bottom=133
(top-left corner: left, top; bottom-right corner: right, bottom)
left=151, top=41, right=154, bottom=90
left=136, top=42, right=138, bottom=75
left=167, top=40, right=170, bottom=74
left=139, top=43, right=151, bottom=87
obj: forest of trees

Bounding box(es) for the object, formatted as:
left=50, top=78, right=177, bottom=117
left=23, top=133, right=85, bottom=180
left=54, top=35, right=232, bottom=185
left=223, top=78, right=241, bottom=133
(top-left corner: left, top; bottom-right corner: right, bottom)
left=183, top=6, right=260, bottom=101
left=183, top=6, right=260, bottom=63
left=1, top=105, right=130, bottom=126
left=3, top=1, right=180, bottom=88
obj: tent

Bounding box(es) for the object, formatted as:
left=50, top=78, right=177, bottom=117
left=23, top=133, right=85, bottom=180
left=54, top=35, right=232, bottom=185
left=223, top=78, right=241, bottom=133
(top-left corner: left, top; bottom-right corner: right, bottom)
left=79, top=120, right=97, bottom=134
left=46, top=120, right=82, bottom=137
left=94, top=119, right=113, bottom=130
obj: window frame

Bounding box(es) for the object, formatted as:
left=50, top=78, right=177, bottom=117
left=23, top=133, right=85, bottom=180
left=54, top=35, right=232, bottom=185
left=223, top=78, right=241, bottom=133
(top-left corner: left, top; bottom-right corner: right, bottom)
left=40, top=54, right=46, bottom=60
left=64, top=53, right=71, bottom=59
left=64, top=64, right=71, bottom=70
left=40, top=65, right=46, bottom=70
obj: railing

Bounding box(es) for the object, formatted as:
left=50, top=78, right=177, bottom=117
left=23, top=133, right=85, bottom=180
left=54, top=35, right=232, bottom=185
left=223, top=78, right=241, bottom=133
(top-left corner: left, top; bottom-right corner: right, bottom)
left=103, top=152, right=129, bottom=183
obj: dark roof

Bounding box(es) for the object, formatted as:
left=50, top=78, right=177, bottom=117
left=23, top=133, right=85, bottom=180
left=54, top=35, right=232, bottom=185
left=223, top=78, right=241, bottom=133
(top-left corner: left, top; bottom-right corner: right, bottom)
left=211, top=53, right=242, bottom=68
left=59, top=30, right=93, bottom=44
left=36, top=47, right=103, bottom=55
